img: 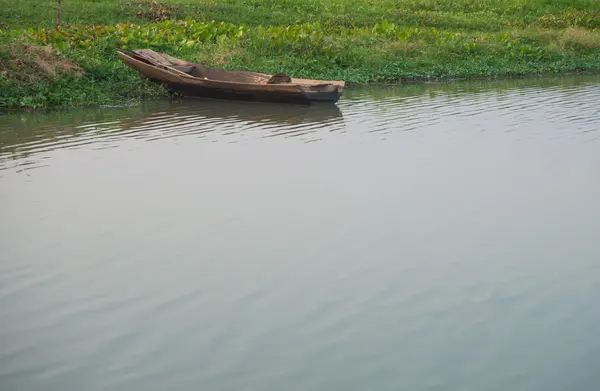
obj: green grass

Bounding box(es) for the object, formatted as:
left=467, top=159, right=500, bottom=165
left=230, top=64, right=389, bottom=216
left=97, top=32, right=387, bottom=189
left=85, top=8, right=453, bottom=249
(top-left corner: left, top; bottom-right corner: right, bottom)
left=1, top=0, right=599, bottom=108
left=2, top=0, right=599, bottom=30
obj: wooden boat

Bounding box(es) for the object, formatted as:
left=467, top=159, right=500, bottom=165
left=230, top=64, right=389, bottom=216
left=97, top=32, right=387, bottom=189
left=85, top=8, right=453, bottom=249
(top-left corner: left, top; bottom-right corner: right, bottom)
left=117, top=49, right=344, bottom=105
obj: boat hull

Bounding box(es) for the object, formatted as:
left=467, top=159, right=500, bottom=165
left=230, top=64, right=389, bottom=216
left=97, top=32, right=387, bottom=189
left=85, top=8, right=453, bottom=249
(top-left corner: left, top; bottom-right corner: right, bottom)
left=159, top=81, right=341, bottom=104
left=118, top=50, right=344, bottom=105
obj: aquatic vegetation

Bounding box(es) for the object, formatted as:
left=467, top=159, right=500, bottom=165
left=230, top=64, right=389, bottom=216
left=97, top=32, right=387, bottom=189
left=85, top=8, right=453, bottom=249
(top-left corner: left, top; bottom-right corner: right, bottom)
left=0, top=39, right=164, bottom=109
left=538, top=10, right=600, bottom=29
left=28, top=20, right=246, bottom=52
left=20, top=19, right=600, bottom=64
left=1, top=0, right=599, bottom=108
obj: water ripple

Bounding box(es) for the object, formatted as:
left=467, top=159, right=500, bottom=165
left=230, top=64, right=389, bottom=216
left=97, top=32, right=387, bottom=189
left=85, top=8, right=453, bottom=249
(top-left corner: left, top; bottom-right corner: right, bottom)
left=1, top=75, right=599, bottom=170
left=1, top=74, right=600, bottom=391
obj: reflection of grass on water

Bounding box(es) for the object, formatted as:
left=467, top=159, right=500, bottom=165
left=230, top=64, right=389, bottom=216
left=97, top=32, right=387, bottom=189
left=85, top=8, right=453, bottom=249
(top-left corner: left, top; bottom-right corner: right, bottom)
left=346, top=74, right=600, bottom=100
left=1, top=73, right=598, bottom=163
left=0, top=98, right=344, bottom=160
left=0, top=103, right=148, bottom=161
left=0, top=0, right=599, bottom=108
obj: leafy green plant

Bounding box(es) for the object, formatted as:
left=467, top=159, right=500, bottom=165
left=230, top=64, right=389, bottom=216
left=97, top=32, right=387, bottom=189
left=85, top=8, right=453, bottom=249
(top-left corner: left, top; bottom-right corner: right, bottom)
left=539, top=10, right=600, bottom=29
left=2, top=0, right=600, bottom=109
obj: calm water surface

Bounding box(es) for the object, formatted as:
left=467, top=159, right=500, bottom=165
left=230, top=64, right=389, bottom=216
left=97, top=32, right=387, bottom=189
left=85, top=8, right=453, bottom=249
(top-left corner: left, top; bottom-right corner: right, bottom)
left=1, top=75, right=600, bottom=391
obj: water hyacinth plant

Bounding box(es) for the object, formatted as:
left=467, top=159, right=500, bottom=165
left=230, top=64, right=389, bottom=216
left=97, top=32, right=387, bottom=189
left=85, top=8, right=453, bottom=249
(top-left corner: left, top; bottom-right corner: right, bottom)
left=1, top=0, right=599, bottom=108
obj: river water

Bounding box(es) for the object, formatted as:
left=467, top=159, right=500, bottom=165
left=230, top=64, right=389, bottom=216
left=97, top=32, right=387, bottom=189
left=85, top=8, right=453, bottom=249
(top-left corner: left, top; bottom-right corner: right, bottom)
left=1, top=75, right=600, bottom=391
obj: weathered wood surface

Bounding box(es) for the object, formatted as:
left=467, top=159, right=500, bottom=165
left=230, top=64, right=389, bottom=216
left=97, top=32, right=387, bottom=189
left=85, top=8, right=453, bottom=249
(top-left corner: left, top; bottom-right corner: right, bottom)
left=117, top=49, right=344, bottom=104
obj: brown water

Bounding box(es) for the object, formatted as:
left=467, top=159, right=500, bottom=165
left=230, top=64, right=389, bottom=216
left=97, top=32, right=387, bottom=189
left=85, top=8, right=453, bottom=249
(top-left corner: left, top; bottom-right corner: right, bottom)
left=1, top=75, right=600, bottom=391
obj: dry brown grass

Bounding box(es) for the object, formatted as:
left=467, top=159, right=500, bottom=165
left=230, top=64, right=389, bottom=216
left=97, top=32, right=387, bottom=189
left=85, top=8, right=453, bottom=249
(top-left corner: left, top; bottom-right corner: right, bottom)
left=543, top=27, right=600, bottom=52
left=129, top=1, right=178, bottom=22
left=508, top=28, right=560, bottom=42
left=560, top=27, right=600, bottom=49
left=508, top=27, right=600, bottom=52
left=0, top=43, right=84, bottom=82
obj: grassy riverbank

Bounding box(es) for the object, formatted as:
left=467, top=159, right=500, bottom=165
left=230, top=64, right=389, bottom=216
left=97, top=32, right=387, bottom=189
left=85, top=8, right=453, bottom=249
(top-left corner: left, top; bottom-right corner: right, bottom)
left=1, top=0, right=599, bottom=108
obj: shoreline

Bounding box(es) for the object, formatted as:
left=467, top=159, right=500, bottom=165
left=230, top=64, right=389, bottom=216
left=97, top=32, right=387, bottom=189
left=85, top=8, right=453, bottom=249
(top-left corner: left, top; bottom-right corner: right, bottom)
left=346, top=69, right=600, bottom=86
left=2, top=3, right=599, bottom=110
left=3, top=70, right=599, bottom=114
